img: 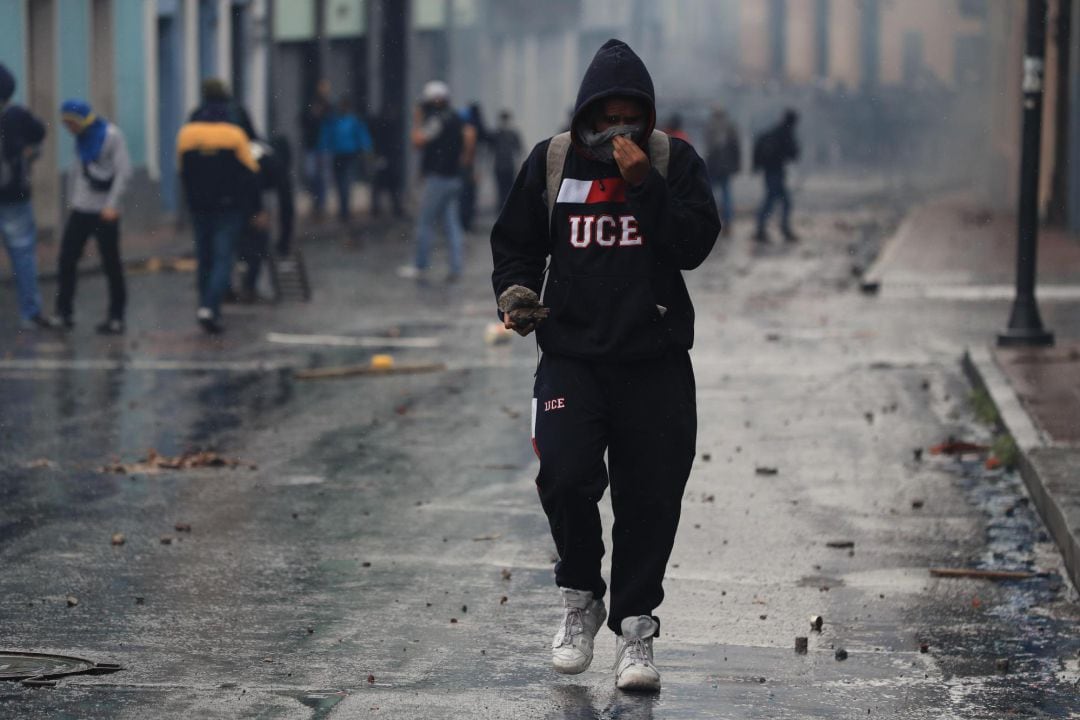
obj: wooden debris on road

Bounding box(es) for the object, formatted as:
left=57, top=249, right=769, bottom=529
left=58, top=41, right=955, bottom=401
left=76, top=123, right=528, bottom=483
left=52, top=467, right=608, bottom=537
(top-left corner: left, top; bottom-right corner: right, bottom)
left=295, top=362, right=447, bottom=380
left=928, top=567, right=1036, bottom=581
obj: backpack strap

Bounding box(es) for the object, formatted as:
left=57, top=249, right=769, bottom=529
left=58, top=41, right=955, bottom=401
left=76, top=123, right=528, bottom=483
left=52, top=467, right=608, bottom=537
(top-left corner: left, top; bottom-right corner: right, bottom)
left=545, top=131, right=572, bottom=228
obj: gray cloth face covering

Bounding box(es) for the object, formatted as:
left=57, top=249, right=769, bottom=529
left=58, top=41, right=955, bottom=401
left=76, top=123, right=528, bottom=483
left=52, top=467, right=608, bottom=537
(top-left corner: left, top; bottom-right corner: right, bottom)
left=578, top=123, right=644, bottom=163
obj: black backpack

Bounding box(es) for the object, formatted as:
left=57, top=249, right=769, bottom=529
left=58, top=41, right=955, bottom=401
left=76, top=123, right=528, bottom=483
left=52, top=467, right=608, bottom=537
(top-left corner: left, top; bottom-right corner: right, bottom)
left=752, top=129, right=779, bottom=173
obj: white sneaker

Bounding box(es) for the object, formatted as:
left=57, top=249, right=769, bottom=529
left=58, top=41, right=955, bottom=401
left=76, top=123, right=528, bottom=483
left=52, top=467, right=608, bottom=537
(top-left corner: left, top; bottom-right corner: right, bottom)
left=552, top=588, right=606, bottom=674
left=615, top=616, right=661, bottom=692
left=396, top=265, right=425, bottom=280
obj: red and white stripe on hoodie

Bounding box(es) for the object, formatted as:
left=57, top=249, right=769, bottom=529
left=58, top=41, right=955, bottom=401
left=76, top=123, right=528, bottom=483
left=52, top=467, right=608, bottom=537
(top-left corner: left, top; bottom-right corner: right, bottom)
left=556, top=176, right=627, bottom=205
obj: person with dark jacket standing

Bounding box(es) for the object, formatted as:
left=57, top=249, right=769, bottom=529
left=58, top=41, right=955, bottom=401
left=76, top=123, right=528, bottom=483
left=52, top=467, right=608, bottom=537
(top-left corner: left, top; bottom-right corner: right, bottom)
left=177, top=114, right=259, bottom=333
left=369, top=106, right=405, bottom=219
left=705, top=105, right=740, bottom=235
left=0, top=63, right=51, bottom=331
left=490, top=39, right=719, bottom=692
left=399, top=81, right=475, bottom=282
left=752, top=108, right=799, bottom=243
left=299, top=79, right=331, bottom=218
left=55, top=99, right=133, bottom=334
left=459, top=102, right=488, bottom=232
left=491, top=109, right=523, bottom=208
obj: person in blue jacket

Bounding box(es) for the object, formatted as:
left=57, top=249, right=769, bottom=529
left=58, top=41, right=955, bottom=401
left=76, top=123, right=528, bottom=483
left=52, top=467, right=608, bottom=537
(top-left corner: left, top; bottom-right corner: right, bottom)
left=321, top=97, right=373, bottom=224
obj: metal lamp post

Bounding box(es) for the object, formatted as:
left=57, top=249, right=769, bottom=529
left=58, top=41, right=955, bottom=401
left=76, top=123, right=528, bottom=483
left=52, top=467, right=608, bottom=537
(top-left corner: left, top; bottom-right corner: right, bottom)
left=999, top=0, right=1055, bottom=347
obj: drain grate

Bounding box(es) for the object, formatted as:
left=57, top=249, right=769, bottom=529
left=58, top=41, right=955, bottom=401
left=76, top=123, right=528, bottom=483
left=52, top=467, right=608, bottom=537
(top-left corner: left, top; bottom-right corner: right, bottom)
left=0, top=651, right=121, bottom=688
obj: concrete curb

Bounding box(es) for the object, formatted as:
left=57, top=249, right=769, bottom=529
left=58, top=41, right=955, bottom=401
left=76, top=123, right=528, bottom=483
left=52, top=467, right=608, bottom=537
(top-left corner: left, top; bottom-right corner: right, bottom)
left=962, top=348, right=1080, bottom=591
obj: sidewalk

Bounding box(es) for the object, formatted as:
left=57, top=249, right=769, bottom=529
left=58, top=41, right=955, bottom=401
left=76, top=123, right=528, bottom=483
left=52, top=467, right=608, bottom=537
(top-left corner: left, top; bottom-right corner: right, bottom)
left=870, top=196, right=1080, bottom=590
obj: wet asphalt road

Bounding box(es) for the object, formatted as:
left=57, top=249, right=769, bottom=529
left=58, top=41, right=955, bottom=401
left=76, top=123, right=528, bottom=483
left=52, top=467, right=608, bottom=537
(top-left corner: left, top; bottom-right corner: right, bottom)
left=1, top=185, right=1079, bottom=718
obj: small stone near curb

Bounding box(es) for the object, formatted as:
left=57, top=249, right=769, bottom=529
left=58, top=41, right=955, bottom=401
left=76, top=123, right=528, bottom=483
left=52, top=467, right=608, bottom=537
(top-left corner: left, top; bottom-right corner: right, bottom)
left=835, top=648, right=848, bottom=661
left=795, top=637, right=808, bottom=654
left=810, top=615, right=824, bottom=632
left=66, top=595, right=79, bottom=607
left=111, top=533, right=126, bottom=546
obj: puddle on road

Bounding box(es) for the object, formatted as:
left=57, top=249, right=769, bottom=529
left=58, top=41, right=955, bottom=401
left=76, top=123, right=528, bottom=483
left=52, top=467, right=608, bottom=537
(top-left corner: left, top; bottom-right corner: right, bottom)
left=916, top=452, right=1080, bottom=713
left=285, top=689, right=347, bottom=718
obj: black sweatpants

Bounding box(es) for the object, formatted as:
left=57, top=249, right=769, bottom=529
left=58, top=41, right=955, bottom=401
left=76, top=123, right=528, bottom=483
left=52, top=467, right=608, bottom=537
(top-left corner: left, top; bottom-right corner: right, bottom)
left=532, top=350, right=697, bottom=634
left=56, top=210, right=126, bottom=322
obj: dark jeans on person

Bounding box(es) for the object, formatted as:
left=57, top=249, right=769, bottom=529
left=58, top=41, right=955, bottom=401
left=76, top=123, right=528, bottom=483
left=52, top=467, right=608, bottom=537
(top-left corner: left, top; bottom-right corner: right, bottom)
left=332, top=154, right=355, bottom=222
left=532, top=350, right=697, bottom=635
left=191, top=210, right=243, bottom=319
left=755, top=168, right=792, bottom=235
left=56, top=210, right=126, bottom=322
left=237, top=226, right=270, bottom=295
left=713, top=175, right=733, bottom=230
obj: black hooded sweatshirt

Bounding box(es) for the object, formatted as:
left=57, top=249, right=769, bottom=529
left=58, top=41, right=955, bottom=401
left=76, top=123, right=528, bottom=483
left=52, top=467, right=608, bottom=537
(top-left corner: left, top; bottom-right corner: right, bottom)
left=490, top=39, right=720, bottom=361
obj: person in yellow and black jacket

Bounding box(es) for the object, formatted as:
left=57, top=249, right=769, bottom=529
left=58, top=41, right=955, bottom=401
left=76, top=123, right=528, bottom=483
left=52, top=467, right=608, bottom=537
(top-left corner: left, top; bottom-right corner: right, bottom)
left=177, top=117, right=258, bottom=334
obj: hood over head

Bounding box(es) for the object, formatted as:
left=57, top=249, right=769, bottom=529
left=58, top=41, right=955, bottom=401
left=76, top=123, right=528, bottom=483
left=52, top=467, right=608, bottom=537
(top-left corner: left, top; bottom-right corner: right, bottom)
left=571, top=39, right=656, bottom=153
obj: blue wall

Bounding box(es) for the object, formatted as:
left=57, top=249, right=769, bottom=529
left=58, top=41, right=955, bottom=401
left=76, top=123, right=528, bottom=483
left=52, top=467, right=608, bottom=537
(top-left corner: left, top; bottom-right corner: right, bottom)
left=0, top=0, right=27, bottom=104
left=114, top=0, right=148, bottom=167
left=58, top=0, right=92, bottom=168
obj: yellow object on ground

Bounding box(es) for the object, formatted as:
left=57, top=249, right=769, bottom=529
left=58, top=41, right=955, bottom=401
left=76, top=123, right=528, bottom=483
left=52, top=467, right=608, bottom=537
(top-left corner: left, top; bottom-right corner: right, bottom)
left=371, top=354, right=395, bottom=369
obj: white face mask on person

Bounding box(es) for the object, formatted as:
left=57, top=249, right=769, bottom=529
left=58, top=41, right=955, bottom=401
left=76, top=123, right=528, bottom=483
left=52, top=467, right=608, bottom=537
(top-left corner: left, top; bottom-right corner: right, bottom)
left=578, top=124, right=644, bottom=163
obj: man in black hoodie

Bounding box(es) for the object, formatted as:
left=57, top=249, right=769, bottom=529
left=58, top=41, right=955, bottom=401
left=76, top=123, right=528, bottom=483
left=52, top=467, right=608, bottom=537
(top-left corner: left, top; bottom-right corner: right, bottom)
left=490, top=39, right=719, bottom=692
